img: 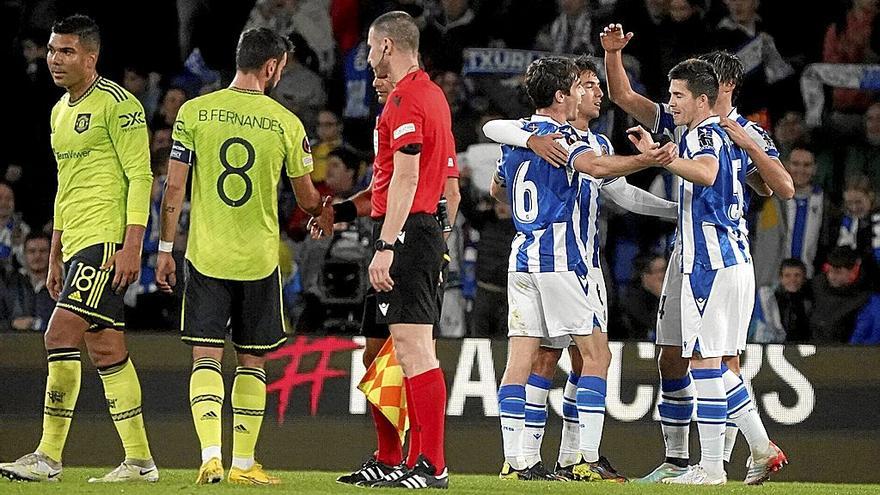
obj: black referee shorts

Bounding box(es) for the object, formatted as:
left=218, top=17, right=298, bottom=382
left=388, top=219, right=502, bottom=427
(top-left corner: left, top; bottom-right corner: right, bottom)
left=369, top=213, right=445, bottom=328
left=57, top=243, right=125, bottom=331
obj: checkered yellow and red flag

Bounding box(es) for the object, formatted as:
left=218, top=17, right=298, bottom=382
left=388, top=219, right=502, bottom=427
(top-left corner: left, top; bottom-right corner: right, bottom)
left=358, top=338, right=408, bottom=443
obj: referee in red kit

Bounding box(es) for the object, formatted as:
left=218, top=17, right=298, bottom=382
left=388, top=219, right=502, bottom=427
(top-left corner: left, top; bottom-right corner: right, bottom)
left=361, top=11, right=454, bottom=489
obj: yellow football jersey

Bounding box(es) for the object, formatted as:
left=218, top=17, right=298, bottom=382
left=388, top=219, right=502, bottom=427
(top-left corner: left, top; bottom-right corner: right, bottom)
left=172, top=87, right=313, bottom=280
left=51, top=76, right=152, bottom=261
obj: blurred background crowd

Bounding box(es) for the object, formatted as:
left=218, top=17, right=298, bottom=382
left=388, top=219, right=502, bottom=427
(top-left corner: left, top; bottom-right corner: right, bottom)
left=3, top=0, right=880, bottom=344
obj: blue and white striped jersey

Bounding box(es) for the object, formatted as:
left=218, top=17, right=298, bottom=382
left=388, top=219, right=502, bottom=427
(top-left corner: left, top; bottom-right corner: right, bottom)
left=677, top=117, right=751, bottom=273
left=495, top=115, right=588, bottom=275
left=572, top=128, right=616, bottom=269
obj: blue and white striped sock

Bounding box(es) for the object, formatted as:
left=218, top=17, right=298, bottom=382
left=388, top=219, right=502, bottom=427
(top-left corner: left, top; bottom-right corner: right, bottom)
left=658, top=374, right=695, bottom=462
left=523, top=374, right=550, bottom=467
left=498, top=384, right=526, bottom=470
left=558, top=372, right=581, bottom=467
left=723, top=366, right=772, bottom=460
left=692, top=367, right=727, bottom=477
left=576, top=375, right=606, bottom=463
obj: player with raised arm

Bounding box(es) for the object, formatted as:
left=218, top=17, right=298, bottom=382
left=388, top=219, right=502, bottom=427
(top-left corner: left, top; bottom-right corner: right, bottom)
left=328, top=70, right=462, bottom=487
left=483, top=55, right=677, bottom=482
left=0, top=15, right=157, bottom=484
left=154, top=28, right=322, bottom=485
left=601, top=24, right=790, bottom=485
left=489, top=56, right=676, bottom=482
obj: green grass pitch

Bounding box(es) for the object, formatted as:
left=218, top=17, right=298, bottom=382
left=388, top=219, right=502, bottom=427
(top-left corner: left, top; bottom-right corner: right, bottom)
left=0, top=469, right=877, bottom=494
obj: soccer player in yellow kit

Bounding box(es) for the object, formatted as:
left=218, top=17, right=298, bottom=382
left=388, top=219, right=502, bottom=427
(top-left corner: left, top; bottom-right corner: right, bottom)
left=0, top=15, right=157, bottom=483
left=155, top=28, right=323, bottom=485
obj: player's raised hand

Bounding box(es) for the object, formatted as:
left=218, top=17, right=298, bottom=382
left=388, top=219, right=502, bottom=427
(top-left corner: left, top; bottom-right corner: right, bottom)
left=526, top=133, right=568, bottom=168
left=600, top=24, right=634, bottom=53
left=155, top=251, right=177, bottom=294
left=626, top=125, right=656, bottom=152
left=47, top=259, right=64, bottom=301
left=719, top=116, right=753, bottom=149
left=102, top=246, right=141, bottom=294
left=308, top=196, right=335, bottom=239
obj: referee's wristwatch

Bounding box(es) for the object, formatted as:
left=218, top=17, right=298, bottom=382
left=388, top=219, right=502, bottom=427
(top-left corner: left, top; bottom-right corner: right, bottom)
left=374, top=239, right=395, bottom=252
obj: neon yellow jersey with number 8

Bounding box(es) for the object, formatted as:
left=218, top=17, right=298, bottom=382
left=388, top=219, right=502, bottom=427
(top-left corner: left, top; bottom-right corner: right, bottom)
left=172, top=87, right=313, bottom=281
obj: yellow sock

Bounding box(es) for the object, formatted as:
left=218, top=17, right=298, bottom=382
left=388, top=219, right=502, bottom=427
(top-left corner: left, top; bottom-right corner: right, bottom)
left=37, top=348, right=82, bottom=462
left=190, top=357, right=224, bottom=457
left=231, top=367, right=266, bottom=461
left=98, top=356, right=152, bottom=461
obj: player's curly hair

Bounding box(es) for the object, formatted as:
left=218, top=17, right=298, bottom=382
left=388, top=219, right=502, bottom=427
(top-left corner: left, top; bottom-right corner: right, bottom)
left=52, top=14, right=100, bottom=51
left=668, top=58, right=719, bottom=106
left=236, top=28, right=293, bottom=72
left=525, top=57, right=579, bottom=109
left=698, top=51, right=744, bottom=102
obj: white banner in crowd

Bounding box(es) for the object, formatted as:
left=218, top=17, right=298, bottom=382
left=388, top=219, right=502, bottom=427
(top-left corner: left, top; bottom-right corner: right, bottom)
left=801, top=63, right=880, bottom=126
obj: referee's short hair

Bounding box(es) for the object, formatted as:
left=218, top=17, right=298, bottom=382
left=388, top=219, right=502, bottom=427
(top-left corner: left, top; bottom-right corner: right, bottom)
left=236, top=28, right=293, bottom=73
left=52, top=14, right=100, bottom=51
left=370, top=11, right=420, bottom=52
left=524, top=57, right=579, bottom=109
left=668, top=58, right=719, bottom=106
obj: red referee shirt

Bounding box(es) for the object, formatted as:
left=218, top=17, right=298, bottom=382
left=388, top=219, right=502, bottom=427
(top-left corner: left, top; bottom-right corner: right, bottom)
left=371, top=70, right=457, bottom=219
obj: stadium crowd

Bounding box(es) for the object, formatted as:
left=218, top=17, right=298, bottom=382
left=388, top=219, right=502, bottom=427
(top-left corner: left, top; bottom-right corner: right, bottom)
left=4, top=0, right=880, bottom=344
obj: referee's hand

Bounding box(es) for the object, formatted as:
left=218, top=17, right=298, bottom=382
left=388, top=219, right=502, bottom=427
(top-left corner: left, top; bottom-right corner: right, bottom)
left=369, top=250, right=394, bottom=292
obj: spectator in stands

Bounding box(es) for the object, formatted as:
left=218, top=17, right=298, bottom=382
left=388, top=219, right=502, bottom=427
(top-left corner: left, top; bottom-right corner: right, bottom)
left=0, top=183, right=29, bottom=279
left=714, top=0, right=794, bottom=117
left=753, top=143, right=840, bottom=286
left=658, top=0, right=711, bottom=79
left=287, top=146, right=365, bottom=242
left=619, top=254, right=666, bottom=340
left=123, top=66, right=160, bottom=119
left=0, top=232, right=52, bottom=332
left=613, top=0, right=669, bottom=99
left=433, top=70, right=479, bottom=151
left=822, top=0, right=879, bottom=114
left=837, top=174, right=880, bottom=278
left=773, top=111, right=808, bottom=158
left=150, top=128, right=173, bottom=157
left=244, top=0, right=336, bottom=74
left=810, top=246, right=872, bottom=342
left=273, top=33, right=327, bottom=135
left=752, top=258, right=813, bottom=343
left=421, top=0, right=488, bottom=73
left=845, top=102, right=880, bottom=195
left=457, top=166, right=515, bottom=338
left=311, top=110, right=345, bottom=183
left=151, top=86, right=187, bottom=131
left=850, top=292, right=880, bottom=344
left=536, top=0, right=595, bottom=56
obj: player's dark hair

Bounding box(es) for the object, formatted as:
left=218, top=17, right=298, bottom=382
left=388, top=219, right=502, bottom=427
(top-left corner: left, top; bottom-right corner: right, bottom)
left=779, top=258, right=807, bottom=275
left=844, top=174, right=874, bottom=196
left=371, top=11, right=420, bottom=52
left=668, top=58, right=719, bottom=106
left=827, top=246, right=859, bottom=269
left=51, top=14, right=100, bottom=51
left=525, top=57, right=579, bottom=109
left=236, top=28, right=293, bottom=73
left=698, top=50, right=743, bottom=102
left=24, top=231, right=51, bottom=246
left=574, top=54, right=599, bottom=78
